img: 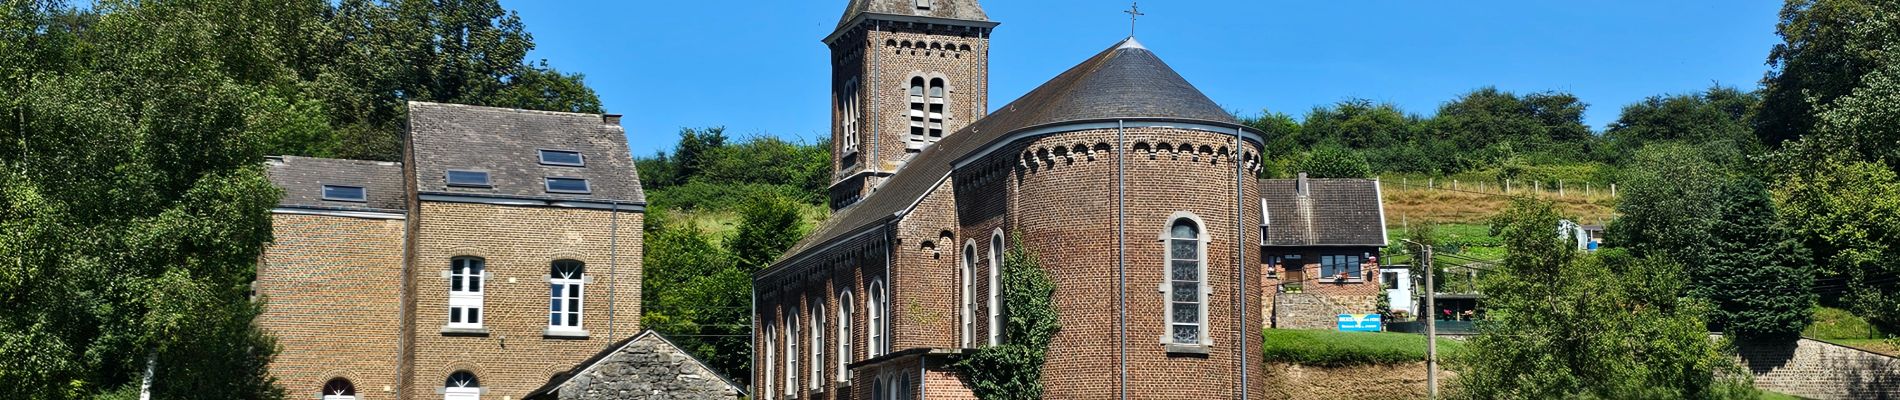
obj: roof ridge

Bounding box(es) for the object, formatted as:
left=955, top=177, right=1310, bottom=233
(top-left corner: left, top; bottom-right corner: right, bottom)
left=406, top=101, right=621, bottom=122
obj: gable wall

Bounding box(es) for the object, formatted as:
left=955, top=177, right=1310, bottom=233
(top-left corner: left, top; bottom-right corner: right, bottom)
left=258, top=213, right=407, bottom=399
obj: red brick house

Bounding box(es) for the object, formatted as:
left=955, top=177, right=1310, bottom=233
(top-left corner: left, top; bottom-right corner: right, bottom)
left=1258, top=175, right=1389, bottom=330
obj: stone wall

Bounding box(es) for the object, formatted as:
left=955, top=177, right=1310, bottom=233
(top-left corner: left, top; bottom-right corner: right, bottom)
left=1735, top=337, right=1900, bottom=400
left=554, top=333, right=742, bottom=400
left=1262, top=362, right=1455, bottom=400
left=1271, top=293, right=1381, bottom=330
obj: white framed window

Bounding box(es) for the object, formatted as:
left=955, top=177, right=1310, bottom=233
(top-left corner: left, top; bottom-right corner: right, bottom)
left=786, top=308, right=799, bottom=398
left=960, top=241, right=977, bottom=348
left=868, top=279, right=886, bottom=357
left=1321, top=255, right=1364, bottom=280
left=448, top=257, right=484, bottom=329
left=548, top=260, right=585, bottom=333
left=1163, top=215, right=1209, bottom=346
left=765, top=322, right=775, bottom=399
left=443, top=371, right=479, bottom=400
left=811, top=295, right=825, bottom=390
left=988, top=230, right=1004, bottom=346
left=837, top=289, right=853, bottom=382
left=322, top=378, right=356, bottom=400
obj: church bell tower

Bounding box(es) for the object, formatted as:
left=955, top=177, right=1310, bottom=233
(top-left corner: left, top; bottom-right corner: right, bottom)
left=825, top=0, right=996, bottom=210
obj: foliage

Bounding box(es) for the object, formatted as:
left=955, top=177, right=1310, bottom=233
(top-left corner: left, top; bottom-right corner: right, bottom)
left=636, top=128, right=832, bottom=207
left=1433, top=87, right=1593, bottom=150
left=1260, top=329, right=1466, bottom=367
left=1775, top=159, right=1900, bottom=330
left=1294, top=146, right=1372, bottom=179
left=0, top=4, right=288, bottom=397
left=1703, top=178, right=1815, bottom=341
left=1604, top=86, right=1762, bottom=160
left=1605, top=143, right=1736, bottom=262
left=952, top=236, right=1059, bottom=400
left=727, top=194, right=809, bottom=272
left=1453, top=200, right=1755, bottom=400
left=1301, top=99, right=1418, bottom=149
left=1804, top=306, right=1888, bottom=340
left=1756, top=0, right=1900, bottom=146
left=639, top=211, right=749, bottom=386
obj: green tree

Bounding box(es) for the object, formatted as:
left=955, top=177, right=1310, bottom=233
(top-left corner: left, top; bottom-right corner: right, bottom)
left=1605, top=143, right=1737, bottom=262
left=1605, top=86, right=1762, bottom=159
left=952, top=236, right=1059, bottom=400
left=1776, top=160, right=1900, bottom=330
left=1705, top=177, right=1815, bottom=341
left=1756, top=0, right=1900, bottom=147
left=728, top=194, right=808, bottom=271
left=639, top=212, right=753, bottom=385
left=1295, top=146, right=1372, bottom=179
left=1302, top=99, right=1416, bottom=149
left=1454, top=200, right=1754, bottom=400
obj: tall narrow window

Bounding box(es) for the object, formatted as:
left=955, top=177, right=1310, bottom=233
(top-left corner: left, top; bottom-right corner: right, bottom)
left=811, top=296, right=825, bottom=390
left=786, top=308, right=799, bottom=398
left=960, top=241, right=977, bottom=347
left=548, top=260, right=585, bottom=333
left=1165, top=218, right=1206, bottom=346
left=322, top=378, right=356, bottom=400
left=764, top=322, right=775, bottom=400
left=907, top=78, right=927, bottom=142
left=837, top=290, right=854, bottom=382
left=443, top=371, right=479, bottom=400
left=868, top=280, right=886, bottom=357
left=448, top=257, right=484, bottom=329
left=840, top=79, right=862, bottom=157
left=988, top=231, right=1004, bottom=346
left=927, top=78, right=946, bottom=138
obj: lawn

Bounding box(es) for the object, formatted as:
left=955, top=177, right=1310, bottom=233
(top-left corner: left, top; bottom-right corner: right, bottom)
left=1803, top=306, right=1897, bottom=356
left=1759, top=391, right=1809, bottom=400
left=1262, top=329, right=1465, bottom=367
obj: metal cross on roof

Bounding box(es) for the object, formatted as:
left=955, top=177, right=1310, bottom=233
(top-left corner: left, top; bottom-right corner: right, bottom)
left=1124, top=2, right=1145, bottom=38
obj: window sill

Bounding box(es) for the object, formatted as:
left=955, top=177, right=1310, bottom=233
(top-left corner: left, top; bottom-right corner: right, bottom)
left=440, top=326, right=489, bottom=336
left=543, top=329, right=590, bottom=339
left=1164, top=344, right=1211, bottom=356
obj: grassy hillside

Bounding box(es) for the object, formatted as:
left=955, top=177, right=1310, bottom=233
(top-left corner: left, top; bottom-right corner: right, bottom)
left=1263, top=329, right=1466, bottom=367
left=1805, top=307, right=1898, bottom=356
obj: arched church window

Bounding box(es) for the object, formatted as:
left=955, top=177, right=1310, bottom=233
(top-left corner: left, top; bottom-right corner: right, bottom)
left=785, top=306, right=799, bottom=397
left=960, top=241, right=977, bottom=348
left=908, top=77, right=927, bottom=141
left=764, top=320, right=776, bottom=399
left=1165, top=216, right=1207, bottom=346
left=988, top=230, right=1004, bottom=345
left=868, top=279, right=887, bottom=357
left=840, top=79, right=862, bottom=157
left=322, top=378, right=356, bottom=400
left=927, top=78, right=947, bottom=138
left=811, top=295, right=825, bottom=390
left=837, top=289, right=854, bottom=382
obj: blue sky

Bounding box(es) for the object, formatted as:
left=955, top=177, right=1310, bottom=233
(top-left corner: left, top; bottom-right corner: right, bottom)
left=502, top=1, right=1784, bottom=156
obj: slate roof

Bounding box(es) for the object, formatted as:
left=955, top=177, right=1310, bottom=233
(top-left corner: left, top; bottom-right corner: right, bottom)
left=837, top=0, right=989, bottom=29
left=406, top=102, right=644, bottom=204
left=522, top=330, right=745, bottom=400
left=1260, top=177, right=1388, bottom=247
left=265, top=156, right=406, bottom=212
left=768, top=38, right=1246, bottom=270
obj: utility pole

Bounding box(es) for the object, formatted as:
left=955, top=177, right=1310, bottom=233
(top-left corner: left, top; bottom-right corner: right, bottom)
left=1404, top=239, right=1438, bottom=400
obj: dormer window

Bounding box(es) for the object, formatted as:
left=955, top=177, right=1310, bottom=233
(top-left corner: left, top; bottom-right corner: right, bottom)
left=445, top=170, right=491, bottom=188
left=321, top=185, right=366, bottom=202
left=539, top=149, right=585, bottom=167
left=545, top=177, right=591, bottom=194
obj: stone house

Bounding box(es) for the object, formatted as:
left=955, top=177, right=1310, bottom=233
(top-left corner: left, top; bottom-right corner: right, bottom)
left=256, top=102, right=648, bottom=400
left=523, top=330, right=745, bottom=400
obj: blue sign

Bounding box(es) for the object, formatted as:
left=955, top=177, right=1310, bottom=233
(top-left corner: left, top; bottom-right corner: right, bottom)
left=1337, top=314, right=1383, bottom=332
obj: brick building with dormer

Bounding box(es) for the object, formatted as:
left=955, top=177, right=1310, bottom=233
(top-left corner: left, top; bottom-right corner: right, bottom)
left=256, top=102, right=647, bottom=400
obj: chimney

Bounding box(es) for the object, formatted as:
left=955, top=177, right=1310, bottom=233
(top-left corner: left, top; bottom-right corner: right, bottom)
left=1296, top=172, right=1309, bottom=197
left=602, top=114, right=623, bottom=125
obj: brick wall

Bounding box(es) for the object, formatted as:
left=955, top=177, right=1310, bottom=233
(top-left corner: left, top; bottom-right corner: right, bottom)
left=1734, top=337, right=1900, bottom=399
left=1001, top=127, right=1267, bottom=399
left=259, top=213, right=407, bottom=399
left=827, top=21, right=992, bottom=205
left=756, top=231, right=887, bottom=400
left=407, top=202, right=643, bottom=399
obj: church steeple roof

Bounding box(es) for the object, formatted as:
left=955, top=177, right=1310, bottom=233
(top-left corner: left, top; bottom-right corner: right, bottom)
left=764, top=38, right=1250, bottom=271
left=836, top=0, right=990, bottom=29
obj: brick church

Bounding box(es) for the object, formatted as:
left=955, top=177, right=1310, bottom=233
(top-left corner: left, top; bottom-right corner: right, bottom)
left=753, top=1, right=1388, bottom=399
